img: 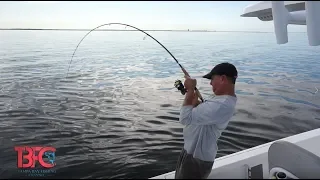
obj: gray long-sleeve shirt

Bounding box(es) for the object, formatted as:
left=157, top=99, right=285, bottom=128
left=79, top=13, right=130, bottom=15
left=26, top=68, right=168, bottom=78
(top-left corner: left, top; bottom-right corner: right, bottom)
left=179, top=95, right=237, bottom=162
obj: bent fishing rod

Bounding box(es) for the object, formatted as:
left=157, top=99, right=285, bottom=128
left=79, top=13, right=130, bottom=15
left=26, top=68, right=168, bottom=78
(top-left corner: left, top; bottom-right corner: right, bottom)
left=67, top=22, right=204, bottom=102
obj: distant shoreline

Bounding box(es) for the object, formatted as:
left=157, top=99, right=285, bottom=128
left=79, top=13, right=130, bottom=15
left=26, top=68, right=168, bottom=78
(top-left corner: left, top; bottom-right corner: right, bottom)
left=0, top=28, right=270, bottom=33
left=0, top=28, right=305, bottom=33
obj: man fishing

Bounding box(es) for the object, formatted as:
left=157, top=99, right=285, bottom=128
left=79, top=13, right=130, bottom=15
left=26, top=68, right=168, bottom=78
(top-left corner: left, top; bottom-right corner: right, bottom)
left=175, top=62, right=238, bottom=179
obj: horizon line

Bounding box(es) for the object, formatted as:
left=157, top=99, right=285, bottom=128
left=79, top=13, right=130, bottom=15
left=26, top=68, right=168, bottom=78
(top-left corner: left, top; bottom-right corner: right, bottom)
left=0, top=28, right=306, bottom=33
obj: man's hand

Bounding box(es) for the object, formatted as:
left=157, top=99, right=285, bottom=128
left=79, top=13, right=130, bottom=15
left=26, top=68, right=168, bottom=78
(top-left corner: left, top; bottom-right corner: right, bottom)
left=183, top=89, right=201, bottom=107
left=192, top=91, right=201, bottom=107
left=184, top=75, right=197, bottom=90
left=183, top=75, right=200, bottom=107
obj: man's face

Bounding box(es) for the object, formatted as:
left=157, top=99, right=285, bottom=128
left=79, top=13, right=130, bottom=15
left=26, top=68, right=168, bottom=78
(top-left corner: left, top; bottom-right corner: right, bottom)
left=210, top=75, right=222, bottom=94
left=210, top=74, right=231, bottom=95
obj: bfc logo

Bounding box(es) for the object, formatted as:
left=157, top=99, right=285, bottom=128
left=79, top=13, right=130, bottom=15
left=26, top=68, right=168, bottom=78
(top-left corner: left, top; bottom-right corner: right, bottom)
left=14, top=146, right=56, bottom=168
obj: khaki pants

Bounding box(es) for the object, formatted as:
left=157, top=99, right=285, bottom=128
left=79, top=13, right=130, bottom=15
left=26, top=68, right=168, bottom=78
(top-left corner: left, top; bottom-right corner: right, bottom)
left=175, top=148, right=214, bottom=179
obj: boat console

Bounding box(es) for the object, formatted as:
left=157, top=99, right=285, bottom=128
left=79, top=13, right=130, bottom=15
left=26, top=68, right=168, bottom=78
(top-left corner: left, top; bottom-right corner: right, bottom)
left=267, top=141, right=320, bottom=179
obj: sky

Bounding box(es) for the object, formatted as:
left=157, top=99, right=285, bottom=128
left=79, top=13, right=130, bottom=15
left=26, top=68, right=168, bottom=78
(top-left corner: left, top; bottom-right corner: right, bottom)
left=0, top=1, right=306, bottom=32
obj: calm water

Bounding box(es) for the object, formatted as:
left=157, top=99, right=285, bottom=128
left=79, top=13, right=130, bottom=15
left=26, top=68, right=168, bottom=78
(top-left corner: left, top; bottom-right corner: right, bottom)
left=0, top=30, right=319, bottom=179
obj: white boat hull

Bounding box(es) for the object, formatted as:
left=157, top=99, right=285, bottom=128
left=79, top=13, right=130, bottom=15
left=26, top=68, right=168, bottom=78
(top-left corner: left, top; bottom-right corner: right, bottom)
left=150, top=128, right=320, bottom=179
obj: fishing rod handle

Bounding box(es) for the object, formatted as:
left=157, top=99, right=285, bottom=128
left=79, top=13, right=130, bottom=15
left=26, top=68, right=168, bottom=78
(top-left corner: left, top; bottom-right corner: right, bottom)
left=180, top=66, right=204, bottom=102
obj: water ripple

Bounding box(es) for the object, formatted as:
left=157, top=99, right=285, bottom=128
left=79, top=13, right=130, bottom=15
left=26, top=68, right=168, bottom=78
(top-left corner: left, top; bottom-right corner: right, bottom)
left=0, top=31, right=319, bottom=179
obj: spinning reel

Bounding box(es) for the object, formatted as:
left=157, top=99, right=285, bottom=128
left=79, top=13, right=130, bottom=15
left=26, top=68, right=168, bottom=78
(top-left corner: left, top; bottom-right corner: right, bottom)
left=174, top=80, right=187, bottom=95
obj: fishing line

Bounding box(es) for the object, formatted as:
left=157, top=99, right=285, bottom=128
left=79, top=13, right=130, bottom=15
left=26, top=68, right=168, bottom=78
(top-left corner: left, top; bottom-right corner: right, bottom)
left=67, top=22, right=204, bottom=102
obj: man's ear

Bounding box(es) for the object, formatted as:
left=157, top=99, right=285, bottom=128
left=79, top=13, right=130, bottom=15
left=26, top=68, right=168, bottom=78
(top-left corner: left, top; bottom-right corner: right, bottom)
left=221, top=75, right=227, bottom=82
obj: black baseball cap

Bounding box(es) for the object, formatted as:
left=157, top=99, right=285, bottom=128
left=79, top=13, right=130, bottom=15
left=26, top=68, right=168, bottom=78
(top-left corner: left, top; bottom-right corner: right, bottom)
left=203, top=62, right=238, bottom=83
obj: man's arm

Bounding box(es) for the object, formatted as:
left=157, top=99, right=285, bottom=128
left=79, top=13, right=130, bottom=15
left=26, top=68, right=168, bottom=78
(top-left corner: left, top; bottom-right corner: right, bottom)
left=180, top=100, right=224, bottom=126
left=180, top=76, right=203, bottom=125
left=183, top=89, right=196, bottom=106
left=192, top=98, right=201, bottom=107
left=182, top=75, right=198, bottom=106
